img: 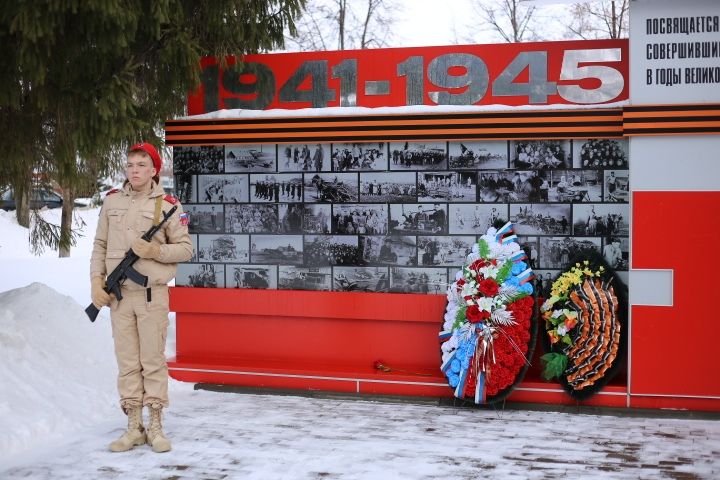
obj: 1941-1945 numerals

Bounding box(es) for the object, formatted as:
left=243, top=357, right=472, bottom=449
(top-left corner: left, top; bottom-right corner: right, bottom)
left=199, top=48, right=624, bottom=111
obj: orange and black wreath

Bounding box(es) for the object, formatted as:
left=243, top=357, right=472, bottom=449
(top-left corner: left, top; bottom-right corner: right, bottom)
left=540, top=251, right=627, bottom=400
left=440, top=223, right=537, bottom=404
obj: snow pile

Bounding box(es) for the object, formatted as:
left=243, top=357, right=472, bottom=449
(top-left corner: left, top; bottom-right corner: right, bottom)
left=0, top=283, right=117, bottom=464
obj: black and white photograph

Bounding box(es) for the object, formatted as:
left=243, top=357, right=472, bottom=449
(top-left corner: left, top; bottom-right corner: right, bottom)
left=359, top=172, right=416, bottom=202
left=604, top=170, right=630, bottom=203
left=572, top=204, right=629, bottom=236
left=539, top=237, right=601, bottom=270
left=278, top=204, right=305, bottom=233
left=478, top=171, right=532, bottom=203
left=389, top=141, right=447, bottom=170
left=418, top=236, right=475, bottom=267
left=332, top=204, right=388, bottom=235
left=189, top=235, right=198, bottom=262
left=197, top=174, right=249, bottom=203
left=174, top=174, right=196, bottom=203
left=332, top=142, right=388, bottom=171
left=389, top=203, right=447, bottom=235
left=173, top=146, right=225, bottom=174
left=448, top=141, right=508, bottom=169
left=448, top=204, right=507, bottom=234
left=418, top=171, right=477, bottom=202
left=516, top=236, right=540, bottom=270
left=532, top=270, right=560, bottom=298
left=278, top=143, right=330, bottom=172
left=333, top=266, right=389, bottom=292
left=250, top=235, right=303, bottom=265
left=303, top=204, right=331, bottom=234
left=510, top=204, right=572, bottom=235
left=549, top=170, right=602, bottom=202
left=603, top=236, right=629, bottom=271
left=250, top=174, right=303, bottom=202
left=176, top=263, right=226, bottom=288
left=185, top=204, right=224, bottom=234
left=389, top=267, right=447, bottom=295
left=227, top=264, right=277, bottom=289
left=511, top=140, right=571, bottom=169
left=487, top=170, right=599, bottom=203
left=278, top=266, right=332, bottom=291
left=574, top=138, right=629, bottom=168
left=226, top=204, right=279, bottom=234
left=225, top=144, right=276, bottom=172
left=197, top=234, right=249, bottom=262
left=360, top=235, right=416, bottom=266
left=304, top=173, right=359, bottom=203
left=304, top=235, right=361, bottom=266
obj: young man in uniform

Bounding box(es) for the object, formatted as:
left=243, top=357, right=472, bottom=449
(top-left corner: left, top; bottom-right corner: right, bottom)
left=90, top=142, right=193, bottom=453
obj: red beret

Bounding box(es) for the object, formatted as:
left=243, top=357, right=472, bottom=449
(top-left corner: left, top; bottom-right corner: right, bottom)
left=128, top=142, right=161, bottom=172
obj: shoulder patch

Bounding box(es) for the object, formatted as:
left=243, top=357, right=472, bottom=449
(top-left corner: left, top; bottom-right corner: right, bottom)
left=163, top=194, right=178, bottom=205
left=106, top=188, right=120, bottom=196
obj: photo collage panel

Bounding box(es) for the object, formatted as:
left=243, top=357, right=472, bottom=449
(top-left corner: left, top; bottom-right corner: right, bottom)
left=174, top=139, right=630, bottom=293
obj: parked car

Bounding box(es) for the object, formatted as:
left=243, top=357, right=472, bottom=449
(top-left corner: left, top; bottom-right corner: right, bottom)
left=0, top=188, right=87, bottom=211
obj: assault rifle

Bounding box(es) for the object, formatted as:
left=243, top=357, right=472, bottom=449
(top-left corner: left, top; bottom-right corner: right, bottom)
left=85, top=205, right=178, bottom=322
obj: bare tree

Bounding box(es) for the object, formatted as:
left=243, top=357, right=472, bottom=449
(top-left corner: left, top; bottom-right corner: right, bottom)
left=286, top=0, right=398, bottom=51
left=468, top=0, right=540, bottom=43
left=359, top=0, right=391, bottom=49
left=566, top=0, right=629, bottom=39
left=338, top=0, right=348, bottom=49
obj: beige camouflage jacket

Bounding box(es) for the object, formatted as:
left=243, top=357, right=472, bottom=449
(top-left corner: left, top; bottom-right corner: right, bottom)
left=90, top=181, right=193, bottom=290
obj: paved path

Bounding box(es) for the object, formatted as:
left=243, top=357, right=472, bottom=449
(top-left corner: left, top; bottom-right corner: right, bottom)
left=2, top=387, right=719, bottom=479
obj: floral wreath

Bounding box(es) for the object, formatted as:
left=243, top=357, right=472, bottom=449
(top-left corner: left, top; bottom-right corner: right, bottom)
left=440, top=222, right=536, bottom=404
left=540, top=252, right=626, bottom=399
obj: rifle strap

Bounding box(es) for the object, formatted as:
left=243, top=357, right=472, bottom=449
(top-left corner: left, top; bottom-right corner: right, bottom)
left=153, top=195, right=163, bottom=226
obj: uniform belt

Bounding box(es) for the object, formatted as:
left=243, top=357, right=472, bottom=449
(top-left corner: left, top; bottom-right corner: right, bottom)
left=118, top=285, right=166, bottom=302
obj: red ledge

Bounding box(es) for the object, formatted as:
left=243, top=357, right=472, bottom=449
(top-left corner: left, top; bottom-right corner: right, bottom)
left=168, top=357, right=633, bottom=407
left=168, top=357, right=446, bottom=385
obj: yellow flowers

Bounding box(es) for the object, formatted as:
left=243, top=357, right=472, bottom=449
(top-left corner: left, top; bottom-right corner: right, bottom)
left=549, top=264, right=605, bottom=298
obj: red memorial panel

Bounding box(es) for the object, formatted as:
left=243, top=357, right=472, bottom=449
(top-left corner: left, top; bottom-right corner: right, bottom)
left=188, top=39, right=629, bottom=115
left=631, top=191, right=720, bottom=410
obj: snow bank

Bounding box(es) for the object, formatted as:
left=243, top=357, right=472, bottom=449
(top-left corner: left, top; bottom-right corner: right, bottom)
left=0, top=283, right=117, bottom=464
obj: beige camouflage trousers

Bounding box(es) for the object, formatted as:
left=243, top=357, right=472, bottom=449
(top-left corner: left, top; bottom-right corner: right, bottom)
left=110, top=286, right=170, bottom=410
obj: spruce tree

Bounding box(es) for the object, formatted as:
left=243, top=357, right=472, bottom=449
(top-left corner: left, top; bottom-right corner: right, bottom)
left=0, top=0, right=304, bottom=256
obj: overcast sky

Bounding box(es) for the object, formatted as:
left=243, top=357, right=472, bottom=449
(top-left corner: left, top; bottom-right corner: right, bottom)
left=380, top=0, right=572, bottom=48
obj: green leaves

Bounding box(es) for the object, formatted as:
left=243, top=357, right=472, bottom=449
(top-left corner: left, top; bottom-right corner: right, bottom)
left=540, top=353, right=568, bottom=380
left=453, top=306, right=467, bottom=330
left=495, top=259, right=513, bottom=284
left=477, top=238, right=490, bottom=259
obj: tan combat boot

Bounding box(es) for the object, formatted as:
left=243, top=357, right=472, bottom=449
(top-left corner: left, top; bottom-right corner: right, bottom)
left=146, top=403, right=172, bottom=453
left=109, top=406, right=146, bottom=452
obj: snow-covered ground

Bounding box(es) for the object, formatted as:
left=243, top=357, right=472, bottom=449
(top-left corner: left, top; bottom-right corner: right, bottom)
left=1, top=207, right=719, bottom=478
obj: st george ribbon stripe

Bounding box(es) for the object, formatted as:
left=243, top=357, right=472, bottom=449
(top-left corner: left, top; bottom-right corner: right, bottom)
left=165, top=109, right=624, bottom=145
left=166, top=104, right=720, bottom=145
left=621, top=103, right=720, bottom=136
left=166, top=131, right=623, bottom=145
left=166, top=121, right=622, bottom=136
